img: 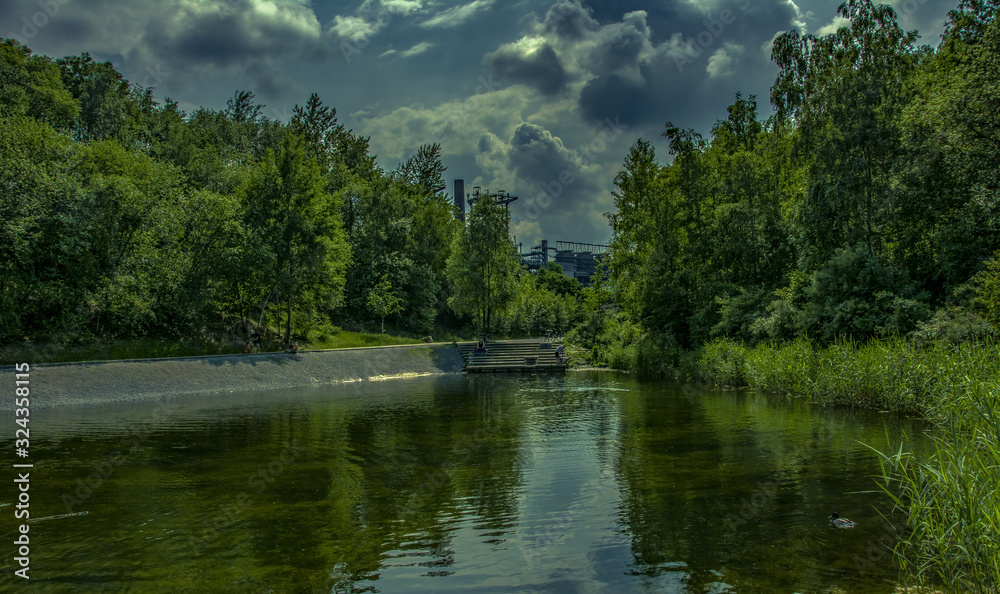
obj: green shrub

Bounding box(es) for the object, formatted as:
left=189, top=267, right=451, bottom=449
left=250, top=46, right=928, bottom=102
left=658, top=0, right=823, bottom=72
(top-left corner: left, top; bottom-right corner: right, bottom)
left=975, top=249, right=1000, bottom=330
left=910, top=307, right=995, bottom=345
left=800, top=244, right=930, bottom=342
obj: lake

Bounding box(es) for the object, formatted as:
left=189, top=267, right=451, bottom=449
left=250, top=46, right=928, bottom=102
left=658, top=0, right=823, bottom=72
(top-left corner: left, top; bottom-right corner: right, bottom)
left=8, top=371, right=927, bottom=592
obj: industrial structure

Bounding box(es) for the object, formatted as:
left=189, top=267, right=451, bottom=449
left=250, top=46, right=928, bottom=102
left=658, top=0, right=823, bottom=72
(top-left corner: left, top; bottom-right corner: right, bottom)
left=453, top=179, right=518, bottom=222
left=519, top=240, right=607, bottom=286
left=453, top=178, right=608, bottom=287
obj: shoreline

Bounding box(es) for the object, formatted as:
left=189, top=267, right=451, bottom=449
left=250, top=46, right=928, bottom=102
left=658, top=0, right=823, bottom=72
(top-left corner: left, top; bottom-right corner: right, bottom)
left=1, top=343, right=465, bottom=410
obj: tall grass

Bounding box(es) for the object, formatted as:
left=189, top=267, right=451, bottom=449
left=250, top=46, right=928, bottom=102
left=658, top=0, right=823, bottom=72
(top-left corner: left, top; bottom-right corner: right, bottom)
left=697, top=336, right=1000, bottom=592
left=696, top=336, right=1000, bottom=415
left=874, top=401, right=1000, bottom=592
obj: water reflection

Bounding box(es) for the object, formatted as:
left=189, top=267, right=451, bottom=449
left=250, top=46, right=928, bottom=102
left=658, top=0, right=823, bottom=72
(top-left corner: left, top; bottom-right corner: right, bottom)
left=13, top=372, right=925, bottom=592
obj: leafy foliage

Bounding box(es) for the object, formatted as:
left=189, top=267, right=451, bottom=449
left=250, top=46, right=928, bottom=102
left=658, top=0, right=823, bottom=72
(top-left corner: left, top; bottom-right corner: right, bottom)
left=445, top=194, right=521, bottom=336
left=0, top=41, right=461, bottom=345
left=605, top=0, right=999, bottom=349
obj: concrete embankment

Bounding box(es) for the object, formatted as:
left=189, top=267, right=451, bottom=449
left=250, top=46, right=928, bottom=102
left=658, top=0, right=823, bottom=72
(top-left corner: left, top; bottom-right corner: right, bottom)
left=1, top=343, right=465, bottom=409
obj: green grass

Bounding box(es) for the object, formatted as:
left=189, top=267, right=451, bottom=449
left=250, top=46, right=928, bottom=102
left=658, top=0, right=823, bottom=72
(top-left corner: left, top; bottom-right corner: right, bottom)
left=0, top=336, right=247, bottom=364
left=303, top=329, right=421, bottom=350
left=0, top=330, right=422, bottom=365
left=696, top=336, right=1000, bottom=416
left=696, top=336, right=1000, bottom=592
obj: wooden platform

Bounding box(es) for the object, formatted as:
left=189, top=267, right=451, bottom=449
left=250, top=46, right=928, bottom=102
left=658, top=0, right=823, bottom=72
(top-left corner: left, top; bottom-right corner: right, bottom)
left=457, top=339, right=567, bottom=373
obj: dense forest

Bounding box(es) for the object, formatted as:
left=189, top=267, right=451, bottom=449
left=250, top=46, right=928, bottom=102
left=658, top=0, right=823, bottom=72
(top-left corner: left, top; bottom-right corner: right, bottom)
left=592, top=0, right=1000, bottom=370
left=0, top=34, right=591, bottom=353
left=2, top=0, right=998, bottom=359
left=0, top=38, right=462, bottom=348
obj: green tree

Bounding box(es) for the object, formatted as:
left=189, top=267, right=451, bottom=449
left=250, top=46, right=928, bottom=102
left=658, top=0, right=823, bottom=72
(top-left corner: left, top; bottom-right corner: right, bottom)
left=607, top=138, right=666, bottom=321
left=771, top=0, right=918, bottom=267
left=242, top=130, right=350, bottom=343
left=0, top=39, right=79, bottom=129
left=57, top=52, right=156, bottom=147
left=291, top=92, right=343, bottom=174
left=536, top=262, right=582, bottom=297
left=366, top=274, right=404, bottom=334
left=395, top=143, right=446, bottom=195
left=897, top=0, right=1000, bottom=293
left=976, top=249, right=1000, bottom=329
left=445, top=194, right=521, bottom=336
left=0, top=114, right=83, bottom=339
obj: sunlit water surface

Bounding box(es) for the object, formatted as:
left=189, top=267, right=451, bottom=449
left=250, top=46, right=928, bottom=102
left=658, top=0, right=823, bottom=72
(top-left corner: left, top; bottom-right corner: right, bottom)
left=5, top=372, right=927, bottom=592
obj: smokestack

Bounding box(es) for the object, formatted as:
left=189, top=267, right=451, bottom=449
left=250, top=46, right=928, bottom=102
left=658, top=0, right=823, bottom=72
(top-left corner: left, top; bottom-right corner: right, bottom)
left=454, top=179, right=465, bottom=222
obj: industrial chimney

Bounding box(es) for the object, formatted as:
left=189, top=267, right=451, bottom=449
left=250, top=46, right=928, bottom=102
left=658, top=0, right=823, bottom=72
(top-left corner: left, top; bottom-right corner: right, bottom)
left=454, top=179, right=466, bottom=222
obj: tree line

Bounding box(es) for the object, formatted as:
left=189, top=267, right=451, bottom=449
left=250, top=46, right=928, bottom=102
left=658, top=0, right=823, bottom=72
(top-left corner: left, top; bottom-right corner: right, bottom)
left=600, top=0, right=1000, bottom=362
left=1, top=38, right=588, bottom=349
left=0, top=39, right=474, bottom=346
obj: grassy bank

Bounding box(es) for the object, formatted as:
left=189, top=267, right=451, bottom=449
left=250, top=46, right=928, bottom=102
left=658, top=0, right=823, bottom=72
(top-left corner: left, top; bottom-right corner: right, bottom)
left=695, top=337, right=999, bottom=417
left=695, top=336, right=1000, bottom=592
left=0, top=329, right=422, bottom=365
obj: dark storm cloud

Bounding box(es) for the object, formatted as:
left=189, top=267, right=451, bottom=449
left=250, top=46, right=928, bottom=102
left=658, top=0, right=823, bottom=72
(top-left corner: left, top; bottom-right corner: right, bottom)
left=485, top=42, right=570, bottom=95
left=144, top=4, right=319, bottom=69
left=580, top=0, right=693, bottom=42
left=573, top=0, right=801, bottom=127
left=243, top=60, right=295, bottom=101
left=585, top=11, right=649, bottom=76
left=543, top=1, right=600, bottom=39
left=578, top=73, right=653, bottom=126
left=478, top=133, right=498, bottom=153
left=508, top=123, right=578, bottom=183
left=42, top=17, right=93, bottom=45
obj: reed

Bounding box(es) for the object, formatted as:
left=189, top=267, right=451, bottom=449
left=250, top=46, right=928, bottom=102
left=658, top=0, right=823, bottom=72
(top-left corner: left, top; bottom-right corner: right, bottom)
left=697, top=336, right=1000, bottom=591
left=873, top=382, right=1000, bottom=593
left=696, top=336, right=1000, bottom=415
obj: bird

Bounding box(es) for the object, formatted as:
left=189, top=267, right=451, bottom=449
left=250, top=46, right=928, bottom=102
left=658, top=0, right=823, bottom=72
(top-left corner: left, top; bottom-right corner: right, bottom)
left=829, top=512, right=856, bottom=528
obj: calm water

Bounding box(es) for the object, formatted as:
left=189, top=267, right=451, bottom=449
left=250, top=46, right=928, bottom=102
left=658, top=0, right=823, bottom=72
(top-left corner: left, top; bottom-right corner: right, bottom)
left=5, top=372, right=927, bottom=592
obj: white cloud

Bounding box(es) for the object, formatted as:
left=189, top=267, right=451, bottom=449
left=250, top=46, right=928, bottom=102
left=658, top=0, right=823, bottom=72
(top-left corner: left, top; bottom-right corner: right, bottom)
left=420, top=0, right=494, bottom=29
left=785, top=0, right=809, bottom=32
left=815, top=15, right=850, bottom=37
left=332, top=15, right=377, bottom=41
left=330, top=0, right=427, bottom=43
left=378, top=0, right=424, bottom=16
left=355, top=86, right=534, bottom=162
left=706, top=43, right=742, bottom=78
left=400, top=41, right=435, bottom=57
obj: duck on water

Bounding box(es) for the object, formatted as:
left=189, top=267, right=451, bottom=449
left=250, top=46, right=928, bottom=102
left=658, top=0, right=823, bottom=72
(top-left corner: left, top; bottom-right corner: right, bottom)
left=829, top=512, right=856, bottom=528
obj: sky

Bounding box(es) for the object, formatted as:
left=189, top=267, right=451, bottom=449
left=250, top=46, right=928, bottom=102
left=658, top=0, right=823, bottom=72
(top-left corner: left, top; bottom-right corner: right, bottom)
left=3, top=0, right=958, bottom=248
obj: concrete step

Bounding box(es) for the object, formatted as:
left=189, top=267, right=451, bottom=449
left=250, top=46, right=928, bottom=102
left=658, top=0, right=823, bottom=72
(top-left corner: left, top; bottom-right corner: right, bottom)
left=458, top=339, right=567, bottom=373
